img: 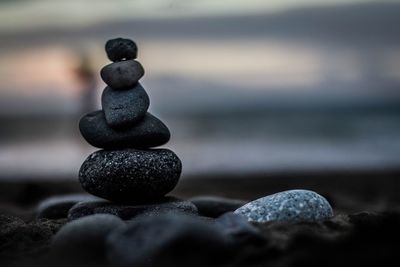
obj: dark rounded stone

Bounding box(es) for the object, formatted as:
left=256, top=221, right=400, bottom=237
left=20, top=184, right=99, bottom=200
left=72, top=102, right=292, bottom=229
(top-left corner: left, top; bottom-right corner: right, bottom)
left=100, top=60, right=144, bottom=89
left=51, top=214, right=125, bottom=265
left=106, top=213, right=234, bottom=267
left=68, top=197, right=197, bottom=221
left=215, top=212, right=266, bottom=246
left=79, top=149, right=182, bottom=202
left=189, top=196, right=247, bottom=218
left=105, top=38, right=138, bottom=62
left=101, top=84, right=149, bottom=128
left=36, top=194, right=100, bottom=219
left=79, top=111, right=170, bottom=149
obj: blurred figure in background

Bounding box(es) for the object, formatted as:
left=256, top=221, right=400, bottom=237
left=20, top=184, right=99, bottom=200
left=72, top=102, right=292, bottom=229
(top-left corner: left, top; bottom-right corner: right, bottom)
left=74, top=51, right=97, bottom=115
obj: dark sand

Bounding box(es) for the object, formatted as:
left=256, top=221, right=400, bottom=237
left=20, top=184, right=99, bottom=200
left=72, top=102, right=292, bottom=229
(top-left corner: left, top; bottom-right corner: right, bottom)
left=1, top=171, right=399, bottom=266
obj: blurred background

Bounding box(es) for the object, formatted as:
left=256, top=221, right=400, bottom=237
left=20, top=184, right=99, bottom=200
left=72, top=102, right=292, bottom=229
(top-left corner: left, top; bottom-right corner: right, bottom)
left=0, top=0, right=400, bottom=189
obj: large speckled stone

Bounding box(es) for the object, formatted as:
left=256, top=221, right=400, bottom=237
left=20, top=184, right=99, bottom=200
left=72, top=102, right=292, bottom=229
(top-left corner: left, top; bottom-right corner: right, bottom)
left=101, top=84, right=149, bottom=128
left=79, top=111, right=170, bottom=149
left=234, top=190, right=333, bottom=223
left=100, top=60, right=144, bottom=89
left=105, top=38, right=138, bottom=62
left=79, top=149, right=181, bottom=202
left=68, top=197, right=197, bottom=221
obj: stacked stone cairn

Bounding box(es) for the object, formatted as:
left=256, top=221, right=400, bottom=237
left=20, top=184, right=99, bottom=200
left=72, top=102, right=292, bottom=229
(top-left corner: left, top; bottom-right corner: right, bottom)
left=38, top=38, right=335, bottom=267
left=75, top=38, right=195, bottom=218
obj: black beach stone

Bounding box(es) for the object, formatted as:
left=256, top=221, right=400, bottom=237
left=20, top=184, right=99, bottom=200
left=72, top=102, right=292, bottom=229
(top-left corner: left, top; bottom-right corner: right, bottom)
left=101, top=84, right=149, bottom=128
left=106, top=213, right=234, bottom=267
left=68, top=197, right=197, bottom=221
left=36, top=194, right=100, bottom=219
left=78, top=149, right=181, bottom=202
left=189, top=196, right=247, bottom=218
left=105, top=38, right=138, bottom=62
left=215, top=212, right=266, bottom=246
left=79, top=111, right=170, bottom=149
left=51, top=214, right=125, bottom=266
left=100, top=60, right=144, bottom=89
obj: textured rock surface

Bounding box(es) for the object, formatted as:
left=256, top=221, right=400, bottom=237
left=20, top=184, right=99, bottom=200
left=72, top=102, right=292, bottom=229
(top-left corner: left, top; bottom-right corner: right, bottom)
left=68, top=197, right=197, bottom=220
left=51, top=214, right=125, bottom=265
left=101, top=84, right=149, bottom=128
left=36, top=194, right=100, bottom=219
left=79, top=149, right=181, bottom=202
left=100, top=60, right=144, bottom=89
left=189, top=196, right=247, bottom=218
left=79, top=111, right=170, bottom=149
left=106, top=213, right=233, bottom=267
left=105, top=38, right=138, bottom=62
left=0, top=213, right=64, bottom=264
left=234, top=190, right=333, bottom=223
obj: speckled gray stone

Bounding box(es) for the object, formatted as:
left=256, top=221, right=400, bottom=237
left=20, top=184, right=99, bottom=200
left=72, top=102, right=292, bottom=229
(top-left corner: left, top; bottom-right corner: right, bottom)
left=68, top=197, right=197, bottom=221
left=100, top=60, right=144, bottom=89
left=36, top=194, right=100, bottom=219
left=234, top=190, right=333, bottom=223
left=101, top=84, right=149, bottom=128
left=79, top=149, right=181, bottom=202
left=105, top=38, right=138, bottom=62
left=79, top=111, right=170, bottom=149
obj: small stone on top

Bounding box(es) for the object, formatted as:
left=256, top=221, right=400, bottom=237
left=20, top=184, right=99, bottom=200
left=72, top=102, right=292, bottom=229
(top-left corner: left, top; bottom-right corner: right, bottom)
left=105, top=38, right=138, bottom=62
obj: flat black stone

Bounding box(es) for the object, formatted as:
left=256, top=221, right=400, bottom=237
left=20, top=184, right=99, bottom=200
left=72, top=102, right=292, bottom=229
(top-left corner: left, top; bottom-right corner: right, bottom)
left=78, top=149, right=181, bottom=202
left=68, top=197, right=197, bottom=221
left=100, top=60, right=144, bottom=89
left=189, top=196, right=247, bottom=218
left=101, top=84, right=149, bottom=128
left=105, top=38, right=138, bottom=62
left=36, top=194, right=100, bottom=219
left=79, top=111, right=170, bottom=149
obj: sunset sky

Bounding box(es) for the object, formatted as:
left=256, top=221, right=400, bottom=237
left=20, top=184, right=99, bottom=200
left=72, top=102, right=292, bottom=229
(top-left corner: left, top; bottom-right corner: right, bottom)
left=0, top=0, right=399, bottom=102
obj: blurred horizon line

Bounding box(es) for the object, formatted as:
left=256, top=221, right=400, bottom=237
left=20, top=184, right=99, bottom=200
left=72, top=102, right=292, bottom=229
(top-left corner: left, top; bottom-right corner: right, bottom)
left=1, top=1, right=400, bottom=49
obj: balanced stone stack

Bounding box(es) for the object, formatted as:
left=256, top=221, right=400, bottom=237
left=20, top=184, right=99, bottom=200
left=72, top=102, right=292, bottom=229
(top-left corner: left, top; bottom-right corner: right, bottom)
left=78, top=38, right=182, bottom=205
